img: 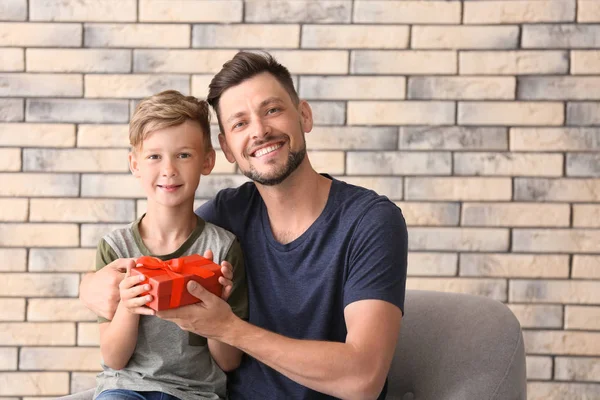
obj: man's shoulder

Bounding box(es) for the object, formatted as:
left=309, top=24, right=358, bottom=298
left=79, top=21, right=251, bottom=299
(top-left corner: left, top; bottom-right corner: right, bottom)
left=333, top=178, right=398, bottom=215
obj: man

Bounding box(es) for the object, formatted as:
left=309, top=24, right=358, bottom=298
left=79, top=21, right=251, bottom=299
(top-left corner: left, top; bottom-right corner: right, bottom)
left=80, top=51, right=408, bottom=400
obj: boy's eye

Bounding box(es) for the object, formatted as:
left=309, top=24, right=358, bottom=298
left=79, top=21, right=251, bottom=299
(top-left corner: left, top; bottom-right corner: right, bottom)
left=178, top=153, right=191, bottom=159
left=147, top=154, right=160, bottom=160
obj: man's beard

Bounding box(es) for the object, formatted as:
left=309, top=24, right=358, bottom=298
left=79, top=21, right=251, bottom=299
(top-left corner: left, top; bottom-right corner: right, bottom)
left=241, top=137, right=307, bottom=186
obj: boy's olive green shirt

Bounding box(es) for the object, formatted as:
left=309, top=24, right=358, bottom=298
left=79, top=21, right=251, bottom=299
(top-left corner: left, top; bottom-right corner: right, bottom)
left=94, top=214, right=248, bottom=400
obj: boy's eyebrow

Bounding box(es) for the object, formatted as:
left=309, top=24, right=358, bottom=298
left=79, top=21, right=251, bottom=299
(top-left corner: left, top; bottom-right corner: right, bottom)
left=225, top=96, right=284, bottom=124
left=142, top=146, right=196, bottom=153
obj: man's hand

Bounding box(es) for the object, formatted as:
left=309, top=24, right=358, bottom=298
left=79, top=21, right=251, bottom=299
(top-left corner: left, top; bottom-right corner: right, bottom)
left=79, top=258, right=131, bottom=320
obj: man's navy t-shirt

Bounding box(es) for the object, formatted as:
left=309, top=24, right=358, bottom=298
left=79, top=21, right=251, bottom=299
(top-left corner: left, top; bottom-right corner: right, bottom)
left=196, top=176, right=408, bottom=399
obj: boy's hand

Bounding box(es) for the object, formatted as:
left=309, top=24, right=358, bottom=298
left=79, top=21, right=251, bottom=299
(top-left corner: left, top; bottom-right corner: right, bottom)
left=218, top=261, right=234, bottom=301
left=118, top=265, right=155, bottom=316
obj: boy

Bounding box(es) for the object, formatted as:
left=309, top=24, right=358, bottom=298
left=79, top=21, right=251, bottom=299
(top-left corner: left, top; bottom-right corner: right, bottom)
left=93, top=90, right=248, bottom=400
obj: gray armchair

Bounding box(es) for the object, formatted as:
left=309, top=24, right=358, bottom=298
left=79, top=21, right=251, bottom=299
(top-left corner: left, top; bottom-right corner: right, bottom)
left=60, top=290, right=526, bottom=400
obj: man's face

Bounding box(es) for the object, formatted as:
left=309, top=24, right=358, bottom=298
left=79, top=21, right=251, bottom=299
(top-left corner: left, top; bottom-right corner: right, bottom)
left=129, top=120, right=215, bottom=209
left=217, top=72, right=313, bottom=186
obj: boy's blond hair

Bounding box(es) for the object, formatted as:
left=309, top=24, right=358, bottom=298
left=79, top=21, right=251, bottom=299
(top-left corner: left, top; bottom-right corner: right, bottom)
left=129, top=90, right=212, bottom=151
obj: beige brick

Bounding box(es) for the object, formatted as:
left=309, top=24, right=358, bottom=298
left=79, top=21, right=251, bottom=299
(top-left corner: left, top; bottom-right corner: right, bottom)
left=29, top=249, right=96, bottom=272
left=0, top=348, right=17, bottom=370
left=140, top=0, right=241, bottom=22
left=309, top=101, right=346, bottom=125
left=0, top=99, right=23, bottom=122
left=267, top=51, right=348, bottom=74
left=300, top=76, right=405, bottom=100
left=308, top=151, right=344, bottom=175
left=459, top=50, right=568, bottom=75
left=77, top=124, right=128, bottom=148
left=406, top=252, right=457, bottom=276
left=405, top=177, right=512, bottom=201
left=85, top=74, right=188, bottom=99
left=406, top=278, right=507, bottom=302
left=85, top=23, right=189, bottom=48
left=464, top=0, right=575, bottom=24
left=23, top=148, right=128, bottom=173
left=134, top=50, right=237, bottom=73
left=566, top=306, right=600, bottom=330
left=0, top=273, right=79, bottom=297
left=0, top=198, right=27, bottom=221
left=569, top=153, right=600, bottom=177
left=524, top=331, right=600, bottom=355
left=412, top=26, right=519, bottom=49
left=193, top=24, right=299, bottom=49
left=455, top=152, right=563, bottom=177
left=20, top=347, right=100, bottom=371
left=77, top=322, right=99, bottom=346
left=572, top=50, right=600, bottom=74
left=462, top=203, right=569, bottom=227
left=30, top=199, right=134, bottom=223
left=409, top=227, right=509, bottom=251
left=0, top=48, right=23, bottom=71
left=0, top=173, right=79, bottom=196
left=302, top=25, right=408, bottom=49
left=396, top=202, right=459, bottom=226
left=245, top=0, right=351, bottom=23
left=27, top=299, right=95, bottom=322
left=526, top=356, right=553, bottom=380
left=0, top=372, right=68, bottom=396
left=510, top=127, right=600, bottom=151
left=26, top=49, right=131, bottom=73
left=511, top=280, right=600, bottom=304
left=555, top=357, right=600, bottom=382
left=30, top=0, right=136, bottom=21
left=520, top=77, right=600, bottom=100
left=0, top=123, right=75, bottom=147
left=212, top=151, right=237, bottom=174
left=573, top=256, right=600, bottom=279
left=354, top=1, right=460, bottom=23
left=0, top=249, right=26, bottom=272
left=399, top=127, right=507, bottom=150
left=81, top=174, right=143, bottom=198
left=308, top=127, right=397, bottom=150
left=190, top=75, right=212, bottom=99
left=0, top=23, right=81, bottom=47
left=27, top=99, right=129, bottom=123
left=81, top=223, right=128, bottom=247
left=568, top=102, right=600, bottom=126
left=0, top=73, right=81, bottom=97
left=515, top=178, right=600, bottom=202
left=408, top=77, right=515, bottom=100
left=523, top=24, right=600, bottom=48
left=348, top=101, right=454, bottom=125
left=72, top=372, right=99, bottom=392
left=0, top=299, right=25, bottom=321
left=529, top=382, right=600, bottom=400
left=348, top=152, right=450, bottom=176
left=461, top=254, right=569, bottom=278
left=0, top=323, right=75, bottom=345
left=0, top=0, right=26, bottom=20
left=336, top=177, right=403, bottom=200
left=507, top=305, right=563, bottom=329
left=459, top=102, right=564, bottom=126
left=0, top=224, right=78, bottom=247
left=578, top=0, right=600, bottom=22
left=514, top=229, right=600, bottom=253
left=351, top=51, right=457, bottom=74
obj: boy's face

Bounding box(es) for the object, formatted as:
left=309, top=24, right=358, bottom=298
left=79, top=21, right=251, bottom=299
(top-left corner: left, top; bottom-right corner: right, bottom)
left=129, top=120, right=215, bottom=209
left=217, top=72, right=313, bottom=186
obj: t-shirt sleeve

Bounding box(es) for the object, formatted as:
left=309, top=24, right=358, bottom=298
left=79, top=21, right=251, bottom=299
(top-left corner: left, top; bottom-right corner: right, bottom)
left=343, top=201, right=408, bottom=315
left=95, top=238, right=119, bottom=323
left=223, top=238, right=248, bottom=320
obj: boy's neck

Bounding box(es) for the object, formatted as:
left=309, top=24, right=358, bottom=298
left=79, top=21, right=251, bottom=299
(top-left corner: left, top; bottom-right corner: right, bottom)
left=139, top=202, right=198, bottom=255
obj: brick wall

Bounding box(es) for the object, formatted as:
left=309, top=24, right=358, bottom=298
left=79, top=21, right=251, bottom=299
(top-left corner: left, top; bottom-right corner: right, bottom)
left=0, top=0, right=599, bottom=398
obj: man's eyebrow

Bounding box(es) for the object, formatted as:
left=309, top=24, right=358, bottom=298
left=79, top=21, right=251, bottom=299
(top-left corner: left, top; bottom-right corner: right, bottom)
left=225, top=97, right=285, bottom=124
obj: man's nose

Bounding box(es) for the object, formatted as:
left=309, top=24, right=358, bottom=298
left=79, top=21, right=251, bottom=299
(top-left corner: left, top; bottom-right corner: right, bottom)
left=252, top=118, right=270, bottom=140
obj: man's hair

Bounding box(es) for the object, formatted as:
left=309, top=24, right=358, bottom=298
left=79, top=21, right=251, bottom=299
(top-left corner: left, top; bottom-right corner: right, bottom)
left=207, top=51, right=299, bottom=132
left=129, top=90, right=212, bottom=151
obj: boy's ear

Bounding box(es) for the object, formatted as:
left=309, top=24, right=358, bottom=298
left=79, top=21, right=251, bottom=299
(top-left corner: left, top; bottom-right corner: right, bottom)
left=218, top=133, right=236, bottom=164
left=128, top=151, right=141, bottom=177
left=201, top=148, right=216, bottom=176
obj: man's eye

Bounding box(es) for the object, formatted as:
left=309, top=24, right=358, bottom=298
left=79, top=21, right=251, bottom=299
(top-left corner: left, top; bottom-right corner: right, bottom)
left=232, top=122, right=245, bottom=130
left=267, top=108, right=280, bottom=115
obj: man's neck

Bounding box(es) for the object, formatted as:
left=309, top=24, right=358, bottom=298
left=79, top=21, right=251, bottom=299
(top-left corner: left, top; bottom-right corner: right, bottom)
left=139, top=201, right=197, bottom=255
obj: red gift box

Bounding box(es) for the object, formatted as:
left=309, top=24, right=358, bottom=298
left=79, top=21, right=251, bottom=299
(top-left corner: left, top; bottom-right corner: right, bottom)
left=131, top=254, right=223, bottom=311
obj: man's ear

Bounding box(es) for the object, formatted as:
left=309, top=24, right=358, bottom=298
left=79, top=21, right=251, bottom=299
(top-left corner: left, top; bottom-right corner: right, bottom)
left=202, top=148, right=216, bottom=176
left=128, top=151, right=140, bottom=177
left=299, top=100, right=313, bottom=134
left=218, top=133, right=236, bottom=163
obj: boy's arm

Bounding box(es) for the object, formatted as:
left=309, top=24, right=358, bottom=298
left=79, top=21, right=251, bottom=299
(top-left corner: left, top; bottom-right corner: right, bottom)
left=99, top=301, right=140, bottom=370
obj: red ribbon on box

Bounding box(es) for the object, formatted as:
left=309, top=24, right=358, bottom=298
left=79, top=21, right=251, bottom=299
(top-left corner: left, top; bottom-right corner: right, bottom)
left=136, top=254, right=217, bottom=309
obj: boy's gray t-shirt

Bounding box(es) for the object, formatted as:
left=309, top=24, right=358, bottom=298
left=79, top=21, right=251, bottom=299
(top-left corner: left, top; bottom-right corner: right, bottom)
left=94, top=214, right=248, bottom=400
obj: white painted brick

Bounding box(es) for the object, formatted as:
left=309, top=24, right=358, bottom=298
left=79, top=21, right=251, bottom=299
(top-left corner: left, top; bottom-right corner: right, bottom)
left=81, top=223, right=128, bottom=247
left=519, top=77, right=600, bottom=100
left=524, top=331, right=600, bottom=355
left=309, top=101, right=345, bottom=125
left=0, top=198, right=27, bottom=221
left=408, top=77, right=515, bottom=100
left=269, top=50, right=348, bottom=74
left=515, top=178, right=600, bottom=202
left=526, top=356, right=553, bottom=380
left=140, top=0, right=242, bottom=22
left=0, top=348, right=17, bottom=370
left=77, top=322, right=99, bottom=346
left=0, top=299, right=25, bottom=321
left=409, top=227, right=509, bottom=251
left=27, top=99, right=129, bottom=123
left=461, top=254, right=569, bottom=278
left=0, top=323, right=75, bottom=345
left=20, top=347, right=100, bottom=371
left=573, top=256, right=600, bottom=279
left=30, top=199, right=135, bottom=222
left=71, top=372, right=99, bottom=393
left=193, top=24, right=299, bottom=48
left=406, top=252, right=457, bottom=276
left=508, top=305, right=563, bottom=328
left=0, top=23, right=81, bottom=47
left=565, top=306, right=600, bottom=330
left=0, top=73, right=81, bottom=97
left=245, top=0, right=351, bottom=23
left=405, top=177, right=512, bottom=201
left=0, top=0, right=26, bottom=20
left=134, top=50, right=237, bottom=73
left=455, top=152, right=563, bottom=177
left=396, top=202, right=460, bottom=226
left=0, top=273, right=78, bottom=297
left=23, top=148, right=128, bottom=172
left=30, top=0, right=136, bottom=21
left=85, top=74, right=188, bottom=99
left=412, top=26, right=519, bottom=49
left=406, top=278, right=507, bottom=302
left=28, top=299, right=95, bottom=322
left=460, top=50, right=568, bottom=75
left=85, top=23, right=190, bottom=48
left=464, top=0, right=575, bottom=24
left=0, top=224, right=78, bottom=247
left=511, top=280, right=600, bottom=304
left=0, top=48, right=23, bottom=71
left=26, top=49, right=131, bottom=73
left=567, top=102, right=600, bottom=126
left=354, top=1, right=460, bottom=24
left=77, top=124, right=128, bottom=147
left=510, top=127, right=600, bottom=151
left=300, top=76, right=405, bottom=100
left=523, top=24, right=600, bottom=48
left=514, top=229, right=600, bottom=253
left=0, top=99, right=23, bottom=122
left=399, top=127, right=507, bottom=150
left=29, top=249, right=96, bottom=272
left=459, top=101, right=564, bottom=126
left=555, top=357, right=600, bottom=382
left=348, top=101, right=454, bottom=125
left=0, top=372, right=68, bottom=396
left=0, top=173, right=79, bottom=197
left=351, top=51, right=457, bottom=75
left=347, top=151, right=450, bottom=175
left=528, top=382, right=600, bottom=400
left=568, top=153, right=600, bottom=177
left=462, top=203, right=570, bottom=227
left=302, top=25, right=408, bottom=49
left=0, top=123, right=75, bottom=147
left=307, top=127, right=397, bottom=150
left=81, top=174, right=148, bottom=198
